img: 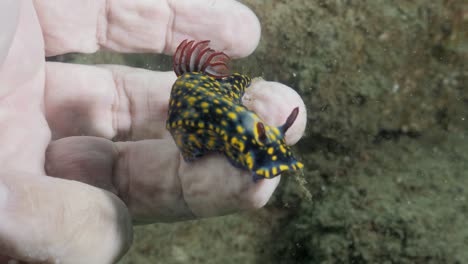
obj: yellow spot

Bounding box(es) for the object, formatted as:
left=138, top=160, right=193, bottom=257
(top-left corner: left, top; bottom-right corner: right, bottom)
left=176, top=102, right=182, bottom=107
left=235, top=106, right=244, bottom=112
left=267, top=147, right=274, bottom=155
left=207, top=139, right=216, bottom=148
left=273, top=127, right=280, bottom=136
left=236, top=125, right=244, bottom=134
left=230, top=137, right=245, bottom=152
left=231, top=137, right=238, bottom=145
left=200, top=76, right=208, bottom=80
left=216, top=108, right=223, bottom=114
left=203, top=83, right=211, bottom=88
left=279, top=145, right=287, bottom=153
left=209, top=124, right=214, bottom=129
left=291, top=164, right=297, bottom=170
left=242, top=135, right=247, bottom=140
left=221, top=120, right=228, bottom=126
left=227, top=112, right=237, bottom=120
left=264, top=170, right=270, bottom=178
left=213, top=99, right=220, bottom=104
left=272, top=167, right=278, bottom=175
left=203, top=109, right=209, bottom=113
left=280, top=165, right=289, bottom=171
left=238, top=142, right=245, bottom=152
left=184, top=120, right=190, bottom=125
left=188, top=135, right=201, bottom=147
left=272, top=155, right=277, bottom=161
left=201, top=102, right=209, bottom=108
left=256, top=169, right=264, bottom=175
left=297, top=162, right=304, bottom=169
left=183, top=111, right=190, bottom=118
left=198, top=122, right=205, bottom=128
left=177, top=120, right=183, bottom=126
left=246, top=153, right=254, bottom=169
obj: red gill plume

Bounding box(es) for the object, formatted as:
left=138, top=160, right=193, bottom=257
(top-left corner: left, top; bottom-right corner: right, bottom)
left=173, top=39, right=230, bottom=78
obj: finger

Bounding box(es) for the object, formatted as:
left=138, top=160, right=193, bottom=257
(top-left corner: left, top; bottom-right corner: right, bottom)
left=45, top=62, right=175, bottom=140
left=33, top=0, right=260, bottom=58
left=45, top=63, right=307, bottom=143
left=243, top=79, right=307, bottom=145
left=45, top=136, right=280, bottom=223
left=0, top=172, right=132, bottom=263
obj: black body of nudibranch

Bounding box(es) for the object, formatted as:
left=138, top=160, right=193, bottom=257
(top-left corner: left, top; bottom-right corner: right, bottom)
left=166, top=39, right=303, bottom=181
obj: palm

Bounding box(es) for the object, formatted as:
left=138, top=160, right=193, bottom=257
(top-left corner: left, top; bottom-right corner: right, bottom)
left=1, top=4, right=48, bottom=175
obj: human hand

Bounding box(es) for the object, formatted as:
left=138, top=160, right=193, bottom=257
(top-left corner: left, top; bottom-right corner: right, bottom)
left=0, top=0, right=306, bottom=263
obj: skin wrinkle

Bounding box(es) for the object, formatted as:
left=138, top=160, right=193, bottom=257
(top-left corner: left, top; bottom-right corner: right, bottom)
left=110, top=69, right=133, bottom=141
left=121, top=79, right=134, bottom=140
left=175, top=153, right=197, bottom=219
left=96, top=0, right=109, bottom=48
left=165, top=0, right=176, bottom=54
left=110, top=71, right=121, bottom=141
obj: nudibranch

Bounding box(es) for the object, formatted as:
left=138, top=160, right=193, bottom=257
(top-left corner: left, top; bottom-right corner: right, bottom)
left=166, top=39, right=303, bottom=181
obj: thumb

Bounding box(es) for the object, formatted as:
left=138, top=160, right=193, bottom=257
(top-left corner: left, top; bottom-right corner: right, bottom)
left=0, top=172, right=132, bottom=263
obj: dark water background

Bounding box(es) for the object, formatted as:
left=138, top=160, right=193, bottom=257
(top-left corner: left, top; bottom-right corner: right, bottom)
left=56, top=1, right=468, bottom=263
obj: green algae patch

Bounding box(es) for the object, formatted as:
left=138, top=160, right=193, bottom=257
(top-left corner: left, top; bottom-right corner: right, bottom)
left=268, top=133, right=468, bottom=263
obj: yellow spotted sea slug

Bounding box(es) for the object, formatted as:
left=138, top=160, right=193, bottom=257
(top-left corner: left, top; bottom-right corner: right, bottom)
left=166, top=39, right=303, bottom=181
